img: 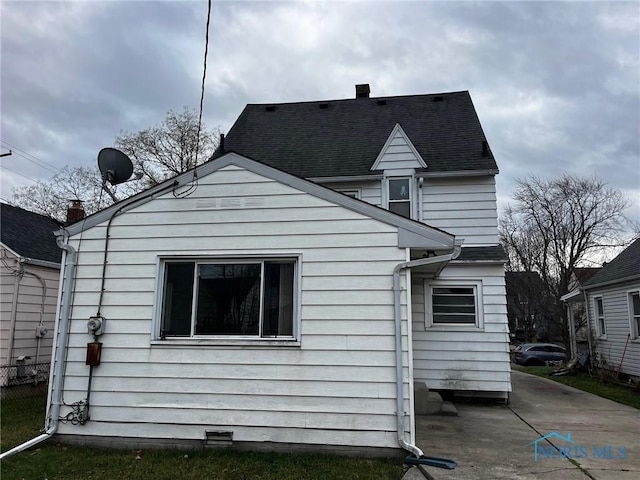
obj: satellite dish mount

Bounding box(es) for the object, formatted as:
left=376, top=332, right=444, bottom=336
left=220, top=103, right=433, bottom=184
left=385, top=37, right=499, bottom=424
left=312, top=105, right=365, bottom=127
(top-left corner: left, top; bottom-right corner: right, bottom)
left=97, top=148, right=135, bottom=202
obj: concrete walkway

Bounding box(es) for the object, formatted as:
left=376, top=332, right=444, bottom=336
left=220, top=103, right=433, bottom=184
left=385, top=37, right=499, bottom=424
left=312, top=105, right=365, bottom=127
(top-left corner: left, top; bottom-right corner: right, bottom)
left=405, top=370, right=640, bottom=480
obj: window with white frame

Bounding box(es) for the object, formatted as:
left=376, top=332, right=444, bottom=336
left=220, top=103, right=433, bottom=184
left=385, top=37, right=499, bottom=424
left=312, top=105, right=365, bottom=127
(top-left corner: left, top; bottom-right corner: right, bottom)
left=425, top=281, right=483, bottom=328
left=387, top=177, right=411, bottom=218
left=159, top=258, right=297, bottom=339
left=336, top=189, right=360, bottom=199
left=594, top=296, right=606, bottom=337
left=629, top=291, right=640, bottom=339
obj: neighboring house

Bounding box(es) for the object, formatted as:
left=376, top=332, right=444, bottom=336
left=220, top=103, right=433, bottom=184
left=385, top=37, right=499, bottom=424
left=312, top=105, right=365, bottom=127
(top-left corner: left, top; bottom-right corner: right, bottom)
left=42, top=86, right=511, bottom=456
left=581, top=238, right=640, bottom=379
left=0, top=203, right=62, bottom=386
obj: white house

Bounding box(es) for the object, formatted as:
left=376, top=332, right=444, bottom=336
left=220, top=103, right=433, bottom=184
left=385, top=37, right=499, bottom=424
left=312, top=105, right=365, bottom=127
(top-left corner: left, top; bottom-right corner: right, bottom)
left=33, top=86, right=511, bottom=457
left=581, top=238, right=640, bottom=379
left=0, top=203, right=62, bottom=388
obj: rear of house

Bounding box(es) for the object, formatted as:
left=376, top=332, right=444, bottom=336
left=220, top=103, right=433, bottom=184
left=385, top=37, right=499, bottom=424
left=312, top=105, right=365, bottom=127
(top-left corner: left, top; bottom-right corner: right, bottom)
left=41, top=85, right=511, bottom=455
left=50, top=154, right=455, bottom=454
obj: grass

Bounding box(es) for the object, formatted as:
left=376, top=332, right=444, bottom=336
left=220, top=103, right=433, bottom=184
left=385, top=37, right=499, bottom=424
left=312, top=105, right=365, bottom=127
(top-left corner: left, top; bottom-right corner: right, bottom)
left=512, top=365, right=640, bottom=409
left=1, top=396, right=406, bottom=480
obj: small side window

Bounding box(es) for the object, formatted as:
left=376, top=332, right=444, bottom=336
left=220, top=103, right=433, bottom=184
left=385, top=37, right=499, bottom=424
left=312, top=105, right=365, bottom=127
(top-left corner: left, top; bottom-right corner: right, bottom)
left=594, top=296, right=606, bottom=338
left=629, top=291, right=640, bottom=339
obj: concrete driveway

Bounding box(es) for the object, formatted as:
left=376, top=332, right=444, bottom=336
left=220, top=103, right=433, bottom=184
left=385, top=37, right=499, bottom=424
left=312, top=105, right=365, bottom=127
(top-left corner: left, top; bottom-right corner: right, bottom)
left=406, top=370, right=640, bottom=480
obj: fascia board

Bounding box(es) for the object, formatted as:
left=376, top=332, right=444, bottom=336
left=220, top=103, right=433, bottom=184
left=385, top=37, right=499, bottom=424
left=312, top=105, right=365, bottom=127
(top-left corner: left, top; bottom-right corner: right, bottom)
left=61, top=152, right=455, bottom=250
left=416, top=169, right=499, bottom=178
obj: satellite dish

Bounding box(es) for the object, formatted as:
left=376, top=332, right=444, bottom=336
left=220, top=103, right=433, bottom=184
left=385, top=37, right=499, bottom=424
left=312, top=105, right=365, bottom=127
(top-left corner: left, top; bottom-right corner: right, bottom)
left=98, top=147, right=134, bottom=185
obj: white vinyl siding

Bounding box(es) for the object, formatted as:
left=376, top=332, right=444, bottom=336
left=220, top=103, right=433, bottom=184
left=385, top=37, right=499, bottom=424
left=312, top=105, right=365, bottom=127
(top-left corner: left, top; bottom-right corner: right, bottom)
left=420, top=176, right=498, bottom=246
left=586, top=284, right=640, bottom=378
left=412, top=264, right=511, bottom=394
left=55, top=165, right=412, bottom=450
left=318, top=175, right=499, bottom=246
left=371, top=124, right=426, bottom=172
left=0, top=247, right=59, bottom=368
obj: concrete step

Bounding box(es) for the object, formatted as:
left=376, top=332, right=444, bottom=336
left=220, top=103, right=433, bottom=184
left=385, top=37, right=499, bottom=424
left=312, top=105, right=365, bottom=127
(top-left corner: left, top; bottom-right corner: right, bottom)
left=414, top=382, right=459, bottom=416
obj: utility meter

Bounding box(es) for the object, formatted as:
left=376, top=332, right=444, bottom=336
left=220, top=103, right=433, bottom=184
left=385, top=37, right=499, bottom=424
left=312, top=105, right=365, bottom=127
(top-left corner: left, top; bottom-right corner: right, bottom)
left=35, top=325, right=48, bottom=338
left=87, top=316, right=105, bottom=336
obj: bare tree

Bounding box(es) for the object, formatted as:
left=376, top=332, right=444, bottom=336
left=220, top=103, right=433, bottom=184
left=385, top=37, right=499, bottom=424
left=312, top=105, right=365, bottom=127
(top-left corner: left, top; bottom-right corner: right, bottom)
left=500, top=174, right=632, bottom=350
left=11, top=107, right=220, bottom=221
left=11, top=166, right=114, bottom=222
left=114, top=107, right=219, bottom=189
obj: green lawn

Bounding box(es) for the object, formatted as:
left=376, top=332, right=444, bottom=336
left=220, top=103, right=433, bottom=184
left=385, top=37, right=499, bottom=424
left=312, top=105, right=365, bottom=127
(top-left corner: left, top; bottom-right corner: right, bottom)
left=512, top=365, right=640, bottom=409
left=1, top=396, right=406, bottom=480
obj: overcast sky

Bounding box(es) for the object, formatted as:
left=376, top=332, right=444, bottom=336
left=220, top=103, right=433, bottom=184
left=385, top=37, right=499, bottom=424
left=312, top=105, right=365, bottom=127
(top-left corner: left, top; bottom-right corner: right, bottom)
left=1, top=0, right=639, bottom=225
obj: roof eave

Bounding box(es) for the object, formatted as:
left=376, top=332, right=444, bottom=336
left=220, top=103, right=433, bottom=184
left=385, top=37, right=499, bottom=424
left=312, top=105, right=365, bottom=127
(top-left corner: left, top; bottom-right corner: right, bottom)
left=583, top=274, right=640, bottom=291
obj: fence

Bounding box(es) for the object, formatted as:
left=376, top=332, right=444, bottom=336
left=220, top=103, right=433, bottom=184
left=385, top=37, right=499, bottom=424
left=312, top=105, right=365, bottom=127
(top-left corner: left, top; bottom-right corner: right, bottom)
left=0, top=362, right=50, bottom=400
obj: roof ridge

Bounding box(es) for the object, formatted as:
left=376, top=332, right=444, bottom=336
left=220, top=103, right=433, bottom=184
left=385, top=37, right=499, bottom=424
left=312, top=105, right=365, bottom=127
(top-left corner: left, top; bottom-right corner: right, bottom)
left=245, top=90, right=470, bottom=107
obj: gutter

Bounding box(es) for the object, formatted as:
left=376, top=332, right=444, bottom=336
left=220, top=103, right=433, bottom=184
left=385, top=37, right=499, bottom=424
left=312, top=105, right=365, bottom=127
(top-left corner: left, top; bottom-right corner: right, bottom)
left=0, top=232, right=77, bottom=460
left=392, top=241, right=462, bottom=458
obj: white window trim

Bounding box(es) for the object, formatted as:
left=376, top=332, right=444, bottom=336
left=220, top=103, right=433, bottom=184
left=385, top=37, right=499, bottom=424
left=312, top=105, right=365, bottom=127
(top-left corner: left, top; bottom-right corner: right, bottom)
left=385, top=176, right=415, bottom=219
left=424, top=279, right=484, bottom=331
left=335, top=188, right=361, bottom=199
left=628, top=290, right=640, bottom=341
left=593, top=295, right=606, bottom=339
left=151, top=253, right=302, bottom=345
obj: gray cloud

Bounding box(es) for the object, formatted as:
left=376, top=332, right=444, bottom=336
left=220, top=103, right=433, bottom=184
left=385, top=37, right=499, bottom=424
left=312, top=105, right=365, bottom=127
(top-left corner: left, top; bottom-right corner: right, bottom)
left=1, top=0, right=638, bottom=223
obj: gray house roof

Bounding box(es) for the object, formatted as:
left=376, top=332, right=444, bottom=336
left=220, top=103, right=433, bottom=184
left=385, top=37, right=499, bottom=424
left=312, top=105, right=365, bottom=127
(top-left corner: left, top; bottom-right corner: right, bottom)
left=583, top=238, right=640, bottom=289
left=215, top=90, right=498, bottom=178
left=0, top=203, right=62, bottom=264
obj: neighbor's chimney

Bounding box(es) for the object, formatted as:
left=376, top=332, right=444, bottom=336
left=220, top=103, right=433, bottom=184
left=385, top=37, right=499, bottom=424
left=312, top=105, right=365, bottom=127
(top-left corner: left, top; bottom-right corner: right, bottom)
left=66, top=199, right=85, bottom=224
left=355, top=84, right=370, bottom=98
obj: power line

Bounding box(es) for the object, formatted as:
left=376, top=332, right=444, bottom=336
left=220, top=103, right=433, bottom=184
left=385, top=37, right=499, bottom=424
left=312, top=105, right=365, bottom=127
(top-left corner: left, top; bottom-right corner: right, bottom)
left=0, top=140, right=61, bottom=174
left=0, top=164, right=40, bottom=183
left=194, top=0, right=212, bottom=164
left=2, top=149, right=59, bottom=176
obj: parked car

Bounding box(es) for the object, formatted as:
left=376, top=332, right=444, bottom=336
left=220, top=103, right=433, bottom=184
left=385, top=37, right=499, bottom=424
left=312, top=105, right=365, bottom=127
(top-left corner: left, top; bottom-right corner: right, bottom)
left=513, top=343, right=566, bottom=366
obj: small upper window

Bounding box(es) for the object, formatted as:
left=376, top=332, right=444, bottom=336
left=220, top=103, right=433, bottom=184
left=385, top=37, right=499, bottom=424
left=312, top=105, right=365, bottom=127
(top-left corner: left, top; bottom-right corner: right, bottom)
left=594, top=296, right=606, bottom=337
left=160, top=258, right=296, bottom=339
left=629, top=291, right=640, bottom=339
left=388, top=178, right=411, bottom=218
left=336, top=189, right=360, bottom=199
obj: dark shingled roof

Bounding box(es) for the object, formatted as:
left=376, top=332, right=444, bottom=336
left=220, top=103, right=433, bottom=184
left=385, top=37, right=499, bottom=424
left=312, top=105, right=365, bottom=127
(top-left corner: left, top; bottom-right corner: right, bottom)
left=0, top=203, right=62, bottom=264
left=584, top=238, right=640, bottom=288
left=215, top=90, right=498, bottom=178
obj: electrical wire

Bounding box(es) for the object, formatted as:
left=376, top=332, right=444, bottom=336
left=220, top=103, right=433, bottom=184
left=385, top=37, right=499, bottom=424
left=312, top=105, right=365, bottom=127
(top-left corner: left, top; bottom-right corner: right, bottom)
left=0, top=140, right=61, bottom=174
left=173, top=0, right=211, bottom=199
left=0, top=165, right=40, bottom=183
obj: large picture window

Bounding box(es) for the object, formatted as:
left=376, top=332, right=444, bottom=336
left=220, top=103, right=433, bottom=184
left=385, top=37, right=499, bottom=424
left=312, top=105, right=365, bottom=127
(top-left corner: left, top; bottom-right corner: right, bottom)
left=425, top=280, right=483, bottom=328
left=160, top=258, right=296, bottom=339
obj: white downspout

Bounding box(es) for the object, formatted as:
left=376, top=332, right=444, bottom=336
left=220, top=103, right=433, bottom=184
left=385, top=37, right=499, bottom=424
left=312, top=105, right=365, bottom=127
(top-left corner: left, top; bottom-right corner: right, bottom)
left=393, top=243, right=461, bottom=458
left=0, top=232, right=77, bottom=460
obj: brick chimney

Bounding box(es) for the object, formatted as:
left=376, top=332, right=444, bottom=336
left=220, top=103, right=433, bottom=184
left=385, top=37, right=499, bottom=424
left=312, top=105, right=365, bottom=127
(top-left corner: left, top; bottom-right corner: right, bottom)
left=355, top=84, right=370, bottom=98
left=66, top=200, right=85, bottom=223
